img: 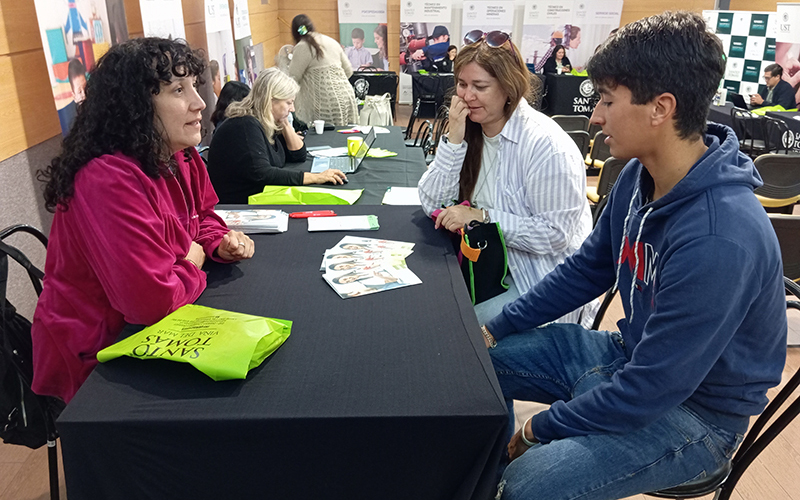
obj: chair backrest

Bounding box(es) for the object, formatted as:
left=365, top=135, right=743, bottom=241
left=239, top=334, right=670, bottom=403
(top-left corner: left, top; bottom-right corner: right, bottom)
left=589, top=131, right=612, bottom=164
left=404, top=98, right=422, bottom=140
left=596, top=157, right=628, bottom=199
left=764, top=117, right=793, bottom=155
left=731, top=107, right=767, bottom=158
left=567, top=130, right=590, bottom=158
left=552, top=114, right=590, bottom=132
left=753, top=154, right=800, bottom=202
left=410, top=120, right=432, bottom=149
left=769, top=214, right=800, bottom=281
left=588, top=122, right=602, bottom=140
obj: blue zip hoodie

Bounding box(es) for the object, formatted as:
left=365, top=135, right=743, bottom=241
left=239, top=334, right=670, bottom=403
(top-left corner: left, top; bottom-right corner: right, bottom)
left=486, top=124, right=787, bottom=443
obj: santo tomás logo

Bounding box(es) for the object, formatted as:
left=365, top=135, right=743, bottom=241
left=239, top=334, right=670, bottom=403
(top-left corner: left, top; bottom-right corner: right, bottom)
left=579, top=79, right=595, bottom=98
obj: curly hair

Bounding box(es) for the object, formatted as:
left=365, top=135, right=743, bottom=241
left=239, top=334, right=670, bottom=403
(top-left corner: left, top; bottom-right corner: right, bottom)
left=39, top=37, right=206, bottom=212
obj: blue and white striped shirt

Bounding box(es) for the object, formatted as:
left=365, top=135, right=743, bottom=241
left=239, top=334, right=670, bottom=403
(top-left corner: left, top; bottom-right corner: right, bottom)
left=418, top=100, right=592, bottom=322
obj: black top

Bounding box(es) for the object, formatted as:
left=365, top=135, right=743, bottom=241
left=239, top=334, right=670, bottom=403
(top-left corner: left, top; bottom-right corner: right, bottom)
left=207, top=115, right=307, bottom=204
left=435, top=58, right=453, bottom=73
left=543, top=55, right=572, bottom=75
left=757, top=79, right=796, bottom=109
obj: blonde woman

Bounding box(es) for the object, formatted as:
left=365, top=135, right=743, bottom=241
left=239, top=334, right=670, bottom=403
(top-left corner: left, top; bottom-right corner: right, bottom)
left=287, top=14, right=358, bottom=126
left=207, top=68, right=346, bottom=204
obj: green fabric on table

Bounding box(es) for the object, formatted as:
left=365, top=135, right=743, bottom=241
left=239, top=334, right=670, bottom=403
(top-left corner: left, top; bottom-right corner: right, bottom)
left=248, top=186, right=364, bottom=205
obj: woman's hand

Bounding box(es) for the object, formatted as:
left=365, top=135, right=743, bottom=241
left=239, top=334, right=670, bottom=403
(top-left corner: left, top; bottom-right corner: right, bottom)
left=304, top=169, right=347, bottom=185
left=434, top=204, right=484, bottom=232
left=185, top=241, right=207, bottom=269
left=215, top=230, right=255, bottom=262
left=448, top=95, right=471, bottom=145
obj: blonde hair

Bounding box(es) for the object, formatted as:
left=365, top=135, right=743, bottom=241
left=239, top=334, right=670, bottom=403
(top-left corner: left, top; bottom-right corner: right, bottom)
left=226, top=67, right=299, bottom=144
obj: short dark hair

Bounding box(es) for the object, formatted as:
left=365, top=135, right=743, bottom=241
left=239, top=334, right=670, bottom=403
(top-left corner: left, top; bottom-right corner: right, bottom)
left=351, top=28, right=365, bottom=40
left=587, top=11, right=725, bottom=140
left=209, top=59, right=219, bottom=78
left=68, top=58, right=86, bottom=85
left=764, top=63, right=783, bottom=78
left=448, top=45, right=457, bottom=52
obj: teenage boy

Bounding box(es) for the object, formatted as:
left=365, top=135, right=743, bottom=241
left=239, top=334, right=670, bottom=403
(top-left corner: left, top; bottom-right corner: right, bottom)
left=482, top=11, right=787, bottom=500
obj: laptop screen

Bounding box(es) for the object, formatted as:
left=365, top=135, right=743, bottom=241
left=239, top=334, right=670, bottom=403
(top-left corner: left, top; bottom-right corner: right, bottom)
left=353, top=127, right=377, bottom=167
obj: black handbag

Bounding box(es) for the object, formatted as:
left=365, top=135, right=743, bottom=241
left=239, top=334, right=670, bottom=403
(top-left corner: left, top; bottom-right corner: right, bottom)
left=459, top=220, right=509, bottom=305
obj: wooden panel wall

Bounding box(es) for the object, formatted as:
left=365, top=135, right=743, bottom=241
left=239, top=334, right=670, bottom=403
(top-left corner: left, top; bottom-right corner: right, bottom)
left=730, top=0, right=779, bottom=12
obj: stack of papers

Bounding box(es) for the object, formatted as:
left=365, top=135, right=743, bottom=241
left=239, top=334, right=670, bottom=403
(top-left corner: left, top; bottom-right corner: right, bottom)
left=381, top=187, right=420, bottom=205
left=320, top=236, right=422, bottom=299
left=215, top=209, right=289, bottom=233
left=308, top=215, right=379, bottom=232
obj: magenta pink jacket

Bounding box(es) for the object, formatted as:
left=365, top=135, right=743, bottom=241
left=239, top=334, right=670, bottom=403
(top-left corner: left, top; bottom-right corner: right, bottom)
left=32, top=149, right=229, bottom=402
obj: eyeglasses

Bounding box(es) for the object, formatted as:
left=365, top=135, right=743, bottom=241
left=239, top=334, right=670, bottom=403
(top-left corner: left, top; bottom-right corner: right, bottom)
left=463, top=30, right=518, bottom=63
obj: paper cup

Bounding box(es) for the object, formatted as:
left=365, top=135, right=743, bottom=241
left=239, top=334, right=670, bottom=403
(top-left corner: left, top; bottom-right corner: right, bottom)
left=347, top=137, right=364, bottom=156
left=313, top=120, right=325, bottom=134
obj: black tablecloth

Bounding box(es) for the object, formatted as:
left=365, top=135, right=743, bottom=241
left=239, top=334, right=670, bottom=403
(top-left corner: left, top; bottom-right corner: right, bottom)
left=707, top=102, right=735, bottom=128
left=766, top=111, right=800, bottom=152
left=57, top=205, right=508, bottom=500
left=543, top=74, right=592, bottom=117
left=411, top=73, right=455, bottom=117
left=289, top=126, right=427, bottom=204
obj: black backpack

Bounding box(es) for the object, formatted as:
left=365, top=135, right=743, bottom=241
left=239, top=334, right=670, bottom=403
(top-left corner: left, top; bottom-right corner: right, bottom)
left=0, top=227, right=64, bottom=449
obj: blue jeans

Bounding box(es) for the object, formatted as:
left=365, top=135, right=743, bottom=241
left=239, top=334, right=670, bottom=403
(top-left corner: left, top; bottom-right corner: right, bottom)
left=474, top=276, right=521, bottom=326
left=489, top=323, right=743, bottom=500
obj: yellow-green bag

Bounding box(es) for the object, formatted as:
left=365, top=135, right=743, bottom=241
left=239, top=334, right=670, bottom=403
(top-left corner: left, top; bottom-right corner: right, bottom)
left=750, top=105, right=798, bottom=115
left=97, top=305, right=291, bottom=381
left=248, top=186, right=363, bottom=205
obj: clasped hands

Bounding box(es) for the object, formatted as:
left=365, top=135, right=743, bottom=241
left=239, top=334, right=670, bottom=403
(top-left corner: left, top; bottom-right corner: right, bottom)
left=186, top=230, right=255, bottom=269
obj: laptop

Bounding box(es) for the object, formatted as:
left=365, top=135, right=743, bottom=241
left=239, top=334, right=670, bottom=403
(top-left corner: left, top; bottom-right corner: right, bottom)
left=311, top=127, right=377, bottom=174
left=729, top=92, right=749, bottom=109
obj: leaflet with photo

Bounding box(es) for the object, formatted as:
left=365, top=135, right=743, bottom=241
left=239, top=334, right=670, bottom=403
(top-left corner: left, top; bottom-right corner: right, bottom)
left=323, top=261, right=422, bottom=299
left=215, top=209, right=289, bottom=233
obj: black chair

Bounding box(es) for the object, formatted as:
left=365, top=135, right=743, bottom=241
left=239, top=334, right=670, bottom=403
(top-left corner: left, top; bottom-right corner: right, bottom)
left=731, top=107, right=768, bottom=158
left=406, top=119, right=432, bottom=150
left=567, top=130, right=591, bottom=159
left=769, top=214, right=800, bottom=281
left=552, top=114, right=590, bottom=132
left=586, top=131, right=612, bottom=174
left=404, top=98, right=422, bottom=141
left=646, top=277, right=800, bottom=500
left=1, top=224, right=65, bottom=500
left=764, top=117, right=793, bottom=155
left=586, top=157, right=628, bottom=226
left=427, top=105, right=449, bottom=163
left=752, top=153, right=800, bottom=213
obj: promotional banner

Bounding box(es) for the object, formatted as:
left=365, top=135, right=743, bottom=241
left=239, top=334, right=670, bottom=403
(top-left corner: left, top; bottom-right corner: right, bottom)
left=233, top=0, right=256, bottom=87
left=33, top=0, right=129, bottom=135
left=704, top=10, right=777, bottom=98
left=399, top=0, right=453, bottom=103
left=205, top=0, right=236, bottom=100
left=140, top=0, right=185, bottom=39
left=461, top=0, right=514, bottom=42
left=338, top=0, right=388, bottom=71
left=522, top=0, right=622, bottom=73
left=776, top=3, right=800, bottom=109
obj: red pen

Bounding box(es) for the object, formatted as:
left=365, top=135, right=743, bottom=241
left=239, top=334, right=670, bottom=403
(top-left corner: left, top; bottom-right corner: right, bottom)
left=289, top=210, right=337, bottom=218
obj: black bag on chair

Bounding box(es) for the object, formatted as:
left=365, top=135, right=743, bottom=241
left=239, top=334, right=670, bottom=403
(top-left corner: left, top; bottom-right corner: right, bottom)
left=459, top=221, right=509, bottom=305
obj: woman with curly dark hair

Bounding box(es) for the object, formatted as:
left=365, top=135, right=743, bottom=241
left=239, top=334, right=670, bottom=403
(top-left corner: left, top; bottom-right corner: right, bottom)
left=32, top=37, right=255, bottom=403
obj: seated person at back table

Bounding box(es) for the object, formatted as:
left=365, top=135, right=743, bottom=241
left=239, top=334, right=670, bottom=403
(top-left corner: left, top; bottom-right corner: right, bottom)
left=207, top=68, right=346, bottom=204
left=482, top=12, right=787, bottom=500
left=750, top=63, right=796, bottom=109
left=542, top=44, right=571, bottom=75
left=32, top=37, right=255, bottom=403
left=417, top=32, right=592, bottom=326
left=211, top=80, right=250, bottom=130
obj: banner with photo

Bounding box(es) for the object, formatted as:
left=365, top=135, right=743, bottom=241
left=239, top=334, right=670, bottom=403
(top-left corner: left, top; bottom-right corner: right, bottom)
left=205, top=0, right=236, bottom=102
left=703, top=10, right=776, bottom=98
left=140, top=0, right=186, bottom=39
left=522, top=0, right=622, bottom=73
left=233, top=0, right=257, bottom=87
left=461, top=0, right=514, bottom=43
left=33, top=0, right=129, bottom=135
left=399, top=0, right=453, bottom=103
left=776, top=3, right=800, bottom=110
left=338, top=0, right=388, bottom=71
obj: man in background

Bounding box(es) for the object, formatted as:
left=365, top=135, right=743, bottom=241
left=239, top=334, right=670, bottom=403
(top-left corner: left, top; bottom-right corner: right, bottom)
left=750, top=63, right=795, bottom=109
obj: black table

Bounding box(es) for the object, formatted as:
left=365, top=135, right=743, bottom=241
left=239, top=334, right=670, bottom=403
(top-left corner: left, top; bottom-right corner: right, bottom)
left=56, top=205, right=508, bottom=500
left=411, top=72, right=455, bottom=117
left=543, top=74, right=593, bottom=117
left=707, top=102, right=735, bottom=128
left=349, top=71, right=399, bottom=118
left=289, top=126, right=427, bottom=204
left=766, top=111, right=800, bottom=152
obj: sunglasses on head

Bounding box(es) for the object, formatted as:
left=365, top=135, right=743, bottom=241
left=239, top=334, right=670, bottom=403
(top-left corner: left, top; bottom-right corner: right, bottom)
left=463, top=30, right=518, bottom=63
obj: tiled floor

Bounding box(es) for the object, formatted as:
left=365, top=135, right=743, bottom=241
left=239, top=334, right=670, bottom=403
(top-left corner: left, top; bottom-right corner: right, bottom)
left=3, top=105, right=799, bottom=500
